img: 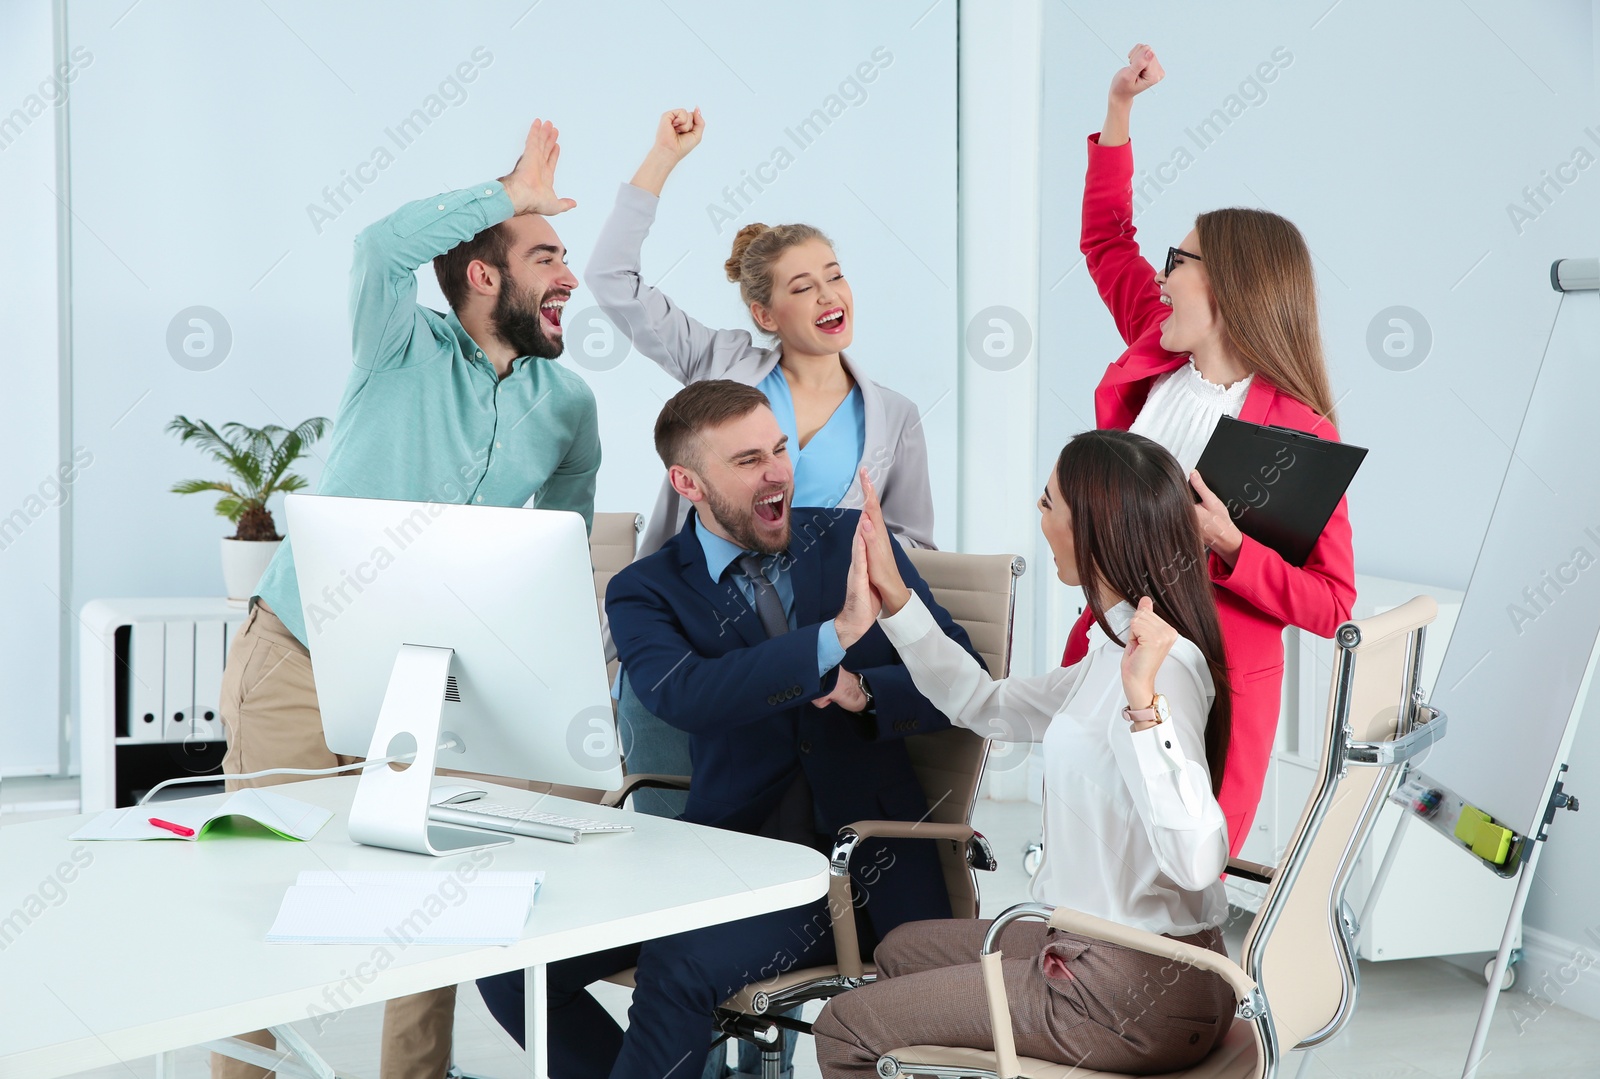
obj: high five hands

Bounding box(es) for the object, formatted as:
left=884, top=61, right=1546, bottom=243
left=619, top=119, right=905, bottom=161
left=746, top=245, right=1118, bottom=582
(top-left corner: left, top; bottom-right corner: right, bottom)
left=815, top=491, right=882, bottom=711
left=833, top=468, right=910, bottom=650
left=499, top=119, right=577, bottom=216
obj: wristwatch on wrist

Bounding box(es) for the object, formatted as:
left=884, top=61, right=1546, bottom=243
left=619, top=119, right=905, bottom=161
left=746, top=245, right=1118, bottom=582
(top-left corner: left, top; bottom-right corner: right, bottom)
left=1122, top=692, right=1169, bottom=726
left=856, top=672, right=876, bottom=713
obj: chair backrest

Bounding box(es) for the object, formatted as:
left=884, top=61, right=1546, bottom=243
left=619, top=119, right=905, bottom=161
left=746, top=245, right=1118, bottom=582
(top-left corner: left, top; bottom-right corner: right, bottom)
left=1240, top=595, right=1438, bottom=1054
left=590, top=513, right=643, bottom=685
left=902, top=548, right=1025, bottom=919
left=463, top=513, right=646, bottom=806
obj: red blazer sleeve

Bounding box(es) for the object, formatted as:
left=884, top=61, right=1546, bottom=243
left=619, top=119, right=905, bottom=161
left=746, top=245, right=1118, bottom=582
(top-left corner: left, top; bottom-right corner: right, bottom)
left=1209, top=493, right=1356, bottom=638
left=1082, top=134, right=1169, bottom=348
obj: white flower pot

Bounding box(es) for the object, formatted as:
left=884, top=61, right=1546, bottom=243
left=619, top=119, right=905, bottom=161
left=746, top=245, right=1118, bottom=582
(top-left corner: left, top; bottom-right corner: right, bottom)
left=220, top=538, right=281, bottom=603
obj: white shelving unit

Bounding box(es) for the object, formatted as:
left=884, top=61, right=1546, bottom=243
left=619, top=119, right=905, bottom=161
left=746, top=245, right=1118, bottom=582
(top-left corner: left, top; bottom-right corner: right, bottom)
left=1226, top=574, right=1523, bottom=967
left=79, top=598, right=246, bottom=813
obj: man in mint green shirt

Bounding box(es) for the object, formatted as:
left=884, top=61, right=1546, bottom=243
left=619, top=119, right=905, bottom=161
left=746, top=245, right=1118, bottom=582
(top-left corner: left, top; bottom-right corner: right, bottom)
left=213, top=120, right=596, bottom=1079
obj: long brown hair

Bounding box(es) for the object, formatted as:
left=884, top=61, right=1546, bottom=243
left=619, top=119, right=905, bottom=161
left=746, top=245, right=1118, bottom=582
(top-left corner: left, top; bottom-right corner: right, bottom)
left=1056, top=430, right=1233, bottom=793
left=1195, top=208, right=1338, bottom=431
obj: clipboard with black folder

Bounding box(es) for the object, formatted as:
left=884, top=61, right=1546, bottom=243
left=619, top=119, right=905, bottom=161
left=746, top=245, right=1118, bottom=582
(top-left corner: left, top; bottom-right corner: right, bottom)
left=1193, top=416, right=1367, bottom=567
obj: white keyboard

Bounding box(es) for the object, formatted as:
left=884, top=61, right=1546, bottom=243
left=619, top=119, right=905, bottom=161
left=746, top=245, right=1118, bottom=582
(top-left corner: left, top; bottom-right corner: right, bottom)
left=428, top=802, right=634, bottom=844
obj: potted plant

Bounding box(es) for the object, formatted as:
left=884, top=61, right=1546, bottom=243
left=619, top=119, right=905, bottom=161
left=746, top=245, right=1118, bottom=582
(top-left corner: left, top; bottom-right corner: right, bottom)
left=167, top=415, right=330, bottom=602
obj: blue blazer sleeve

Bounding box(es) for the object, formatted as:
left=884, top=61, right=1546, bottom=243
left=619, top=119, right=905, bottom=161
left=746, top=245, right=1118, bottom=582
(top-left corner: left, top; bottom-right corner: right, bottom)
left=839, top=533, right=983, bottom=742
left=607, top=571, right=831, bottom=735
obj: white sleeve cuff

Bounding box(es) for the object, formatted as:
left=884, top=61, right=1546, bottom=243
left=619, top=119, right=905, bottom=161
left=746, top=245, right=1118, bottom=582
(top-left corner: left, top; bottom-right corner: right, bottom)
left=877, top=591, right=936, bottom=649
left=1129, top=723, right=1204, bottom=817
left=1129, top=723, right=1183, bottom=775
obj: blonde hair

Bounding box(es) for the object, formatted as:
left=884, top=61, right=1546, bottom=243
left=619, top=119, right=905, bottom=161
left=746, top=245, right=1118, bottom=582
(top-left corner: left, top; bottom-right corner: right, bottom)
left=1195, top=208, right=1338, bottom=429
left=724, top=222, right=834, bottom=326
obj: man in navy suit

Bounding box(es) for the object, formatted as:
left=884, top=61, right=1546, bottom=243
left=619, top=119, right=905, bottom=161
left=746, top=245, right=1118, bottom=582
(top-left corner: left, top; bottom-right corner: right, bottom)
left=477, top=379, right=979, bottom=1078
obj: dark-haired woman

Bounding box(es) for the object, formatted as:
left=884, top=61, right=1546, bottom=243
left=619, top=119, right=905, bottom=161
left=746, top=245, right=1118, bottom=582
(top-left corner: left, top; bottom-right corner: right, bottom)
left=813, top=431, right=1236, bottom=1076
left=1067, top=45, right=1356, bottom=854
left=587, top=107, right=936, bottom=558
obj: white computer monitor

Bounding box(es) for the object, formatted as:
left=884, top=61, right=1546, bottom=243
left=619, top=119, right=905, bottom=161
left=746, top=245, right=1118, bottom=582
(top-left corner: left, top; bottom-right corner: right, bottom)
left=285, top=493, right=622, bottom=855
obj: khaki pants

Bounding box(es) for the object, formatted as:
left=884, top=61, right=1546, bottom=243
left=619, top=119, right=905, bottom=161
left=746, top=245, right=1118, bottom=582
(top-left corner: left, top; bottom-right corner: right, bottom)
left=814, top=918, right=1234, bottom=1077
left=211, top=603, right=457, bottom=1079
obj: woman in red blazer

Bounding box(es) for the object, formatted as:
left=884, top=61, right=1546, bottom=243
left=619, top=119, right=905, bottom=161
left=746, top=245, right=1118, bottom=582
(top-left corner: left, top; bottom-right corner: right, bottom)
left=1064, top=44, right=1356, bottom=855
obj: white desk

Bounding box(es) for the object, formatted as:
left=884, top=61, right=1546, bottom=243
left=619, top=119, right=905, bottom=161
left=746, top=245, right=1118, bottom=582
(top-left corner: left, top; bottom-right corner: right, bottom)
left=0, top=777, right=828, bottom=1078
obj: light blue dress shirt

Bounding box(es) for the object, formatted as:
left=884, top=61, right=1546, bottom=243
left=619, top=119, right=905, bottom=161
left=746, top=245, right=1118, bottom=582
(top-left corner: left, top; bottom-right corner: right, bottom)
left=758, top=367, right=865, bottom=511
left=694, top=515, right=847, bottom=675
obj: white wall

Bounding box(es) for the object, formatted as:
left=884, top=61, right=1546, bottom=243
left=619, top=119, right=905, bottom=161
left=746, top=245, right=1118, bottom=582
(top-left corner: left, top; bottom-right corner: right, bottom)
left=56, top=0, right=958, bottom=745
left=0, top=3, right=66, bottom=777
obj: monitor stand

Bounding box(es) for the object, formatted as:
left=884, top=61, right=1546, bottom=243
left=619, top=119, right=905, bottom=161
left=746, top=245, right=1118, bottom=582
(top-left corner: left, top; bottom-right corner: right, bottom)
left=347, top=643, right=511, bottom=856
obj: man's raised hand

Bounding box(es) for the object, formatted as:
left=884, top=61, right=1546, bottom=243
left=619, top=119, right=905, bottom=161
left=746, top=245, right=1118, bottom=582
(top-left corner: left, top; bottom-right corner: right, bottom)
left=500, top=119, right=578, bottom=216
left=833, top=518, right=882, bottom=649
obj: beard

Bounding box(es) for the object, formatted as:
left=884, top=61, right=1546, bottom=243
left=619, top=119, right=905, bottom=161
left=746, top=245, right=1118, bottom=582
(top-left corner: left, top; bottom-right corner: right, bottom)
left=702, top=480, right=790, bottom=555
left=491, top=272, right=564, bottom=360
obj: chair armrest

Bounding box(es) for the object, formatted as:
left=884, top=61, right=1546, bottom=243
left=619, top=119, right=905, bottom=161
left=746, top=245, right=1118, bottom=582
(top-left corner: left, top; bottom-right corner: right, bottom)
left=974, top=902, right=1265, bottom=1079
left=1042, top=906, right=1259, bottom=1007
left=839, top=819, right=998, bottom=871
left=1345, top=704, right=1447, bottom=766
left=821, top=822, right=996, bottom=983
left=1225, top=857, right=1276, bottom=884
left=599, top=773, right=691, bottom=809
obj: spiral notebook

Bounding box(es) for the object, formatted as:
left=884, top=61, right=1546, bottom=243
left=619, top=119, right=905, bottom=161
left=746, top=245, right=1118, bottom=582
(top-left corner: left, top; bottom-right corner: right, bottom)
left=266, top=870, right=544, bottom=945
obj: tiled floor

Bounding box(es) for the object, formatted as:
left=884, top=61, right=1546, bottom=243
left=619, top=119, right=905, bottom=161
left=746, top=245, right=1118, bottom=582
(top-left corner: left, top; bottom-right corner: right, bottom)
left=7, top=782, right=1598, bottom=1078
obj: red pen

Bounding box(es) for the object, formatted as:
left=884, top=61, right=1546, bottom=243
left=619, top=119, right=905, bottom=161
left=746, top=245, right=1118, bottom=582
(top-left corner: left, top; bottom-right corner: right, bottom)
left=148, top=817, right=196, bottom=837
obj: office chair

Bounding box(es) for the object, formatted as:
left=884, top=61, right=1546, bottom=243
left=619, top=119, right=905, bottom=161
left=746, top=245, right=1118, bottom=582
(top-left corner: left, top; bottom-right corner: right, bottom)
left=589, top=511, right=645, bottom=688
left=872, top=595, right=1446, bottom=1079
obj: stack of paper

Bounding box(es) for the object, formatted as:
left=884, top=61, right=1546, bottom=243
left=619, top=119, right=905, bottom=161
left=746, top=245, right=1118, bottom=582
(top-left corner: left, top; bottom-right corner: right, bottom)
left=266, top=870, right=544, bottom=946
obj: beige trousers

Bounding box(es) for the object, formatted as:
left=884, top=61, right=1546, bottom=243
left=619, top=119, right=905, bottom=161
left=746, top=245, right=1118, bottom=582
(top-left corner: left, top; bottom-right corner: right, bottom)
left=211, top=603, right=456, bottom=1079
left=813, top=917, right=1235, bottom=1077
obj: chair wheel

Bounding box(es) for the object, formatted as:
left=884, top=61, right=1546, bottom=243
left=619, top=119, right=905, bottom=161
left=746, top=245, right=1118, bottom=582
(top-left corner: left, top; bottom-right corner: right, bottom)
left=1483, top=956, right=1517, bottom=991
left=1023, top=841, right=1043, bottom=877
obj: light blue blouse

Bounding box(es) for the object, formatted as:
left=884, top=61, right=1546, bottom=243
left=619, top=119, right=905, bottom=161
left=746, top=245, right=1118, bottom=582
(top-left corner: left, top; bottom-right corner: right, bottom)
left=758, top=367, right=866, bottom=510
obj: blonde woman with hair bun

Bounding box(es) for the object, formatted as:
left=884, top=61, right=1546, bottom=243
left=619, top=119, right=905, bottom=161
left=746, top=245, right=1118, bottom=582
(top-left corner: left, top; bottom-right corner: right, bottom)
left=587, top=107, right=937, bottom=560
left=586, top=108, right=939, bottom=1079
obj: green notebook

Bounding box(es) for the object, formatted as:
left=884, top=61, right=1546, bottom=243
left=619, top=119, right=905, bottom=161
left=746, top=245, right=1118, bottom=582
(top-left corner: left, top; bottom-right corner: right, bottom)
left=70, top=788, right=332, bottom=842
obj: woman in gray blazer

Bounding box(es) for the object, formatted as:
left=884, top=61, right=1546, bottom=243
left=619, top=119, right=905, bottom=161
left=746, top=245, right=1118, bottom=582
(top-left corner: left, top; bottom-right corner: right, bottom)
left=591, top=110, right=939, bottom=1079
left=587, top=107, right=937, bottom=558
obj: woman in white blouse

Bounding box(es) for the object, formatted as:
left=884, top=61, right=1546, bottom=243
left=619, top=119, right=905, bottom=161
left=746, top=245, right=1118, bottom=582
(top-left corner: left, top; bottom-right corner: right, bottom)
left=814, top=429, right=1237, bottom=1076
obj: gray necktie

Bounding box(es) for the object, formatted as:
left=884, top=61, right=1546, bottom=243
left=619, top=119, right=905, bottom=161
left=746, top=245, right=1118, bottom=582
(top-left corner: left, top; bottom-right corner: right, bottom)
left=736, top=554, right=790, bottom=639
